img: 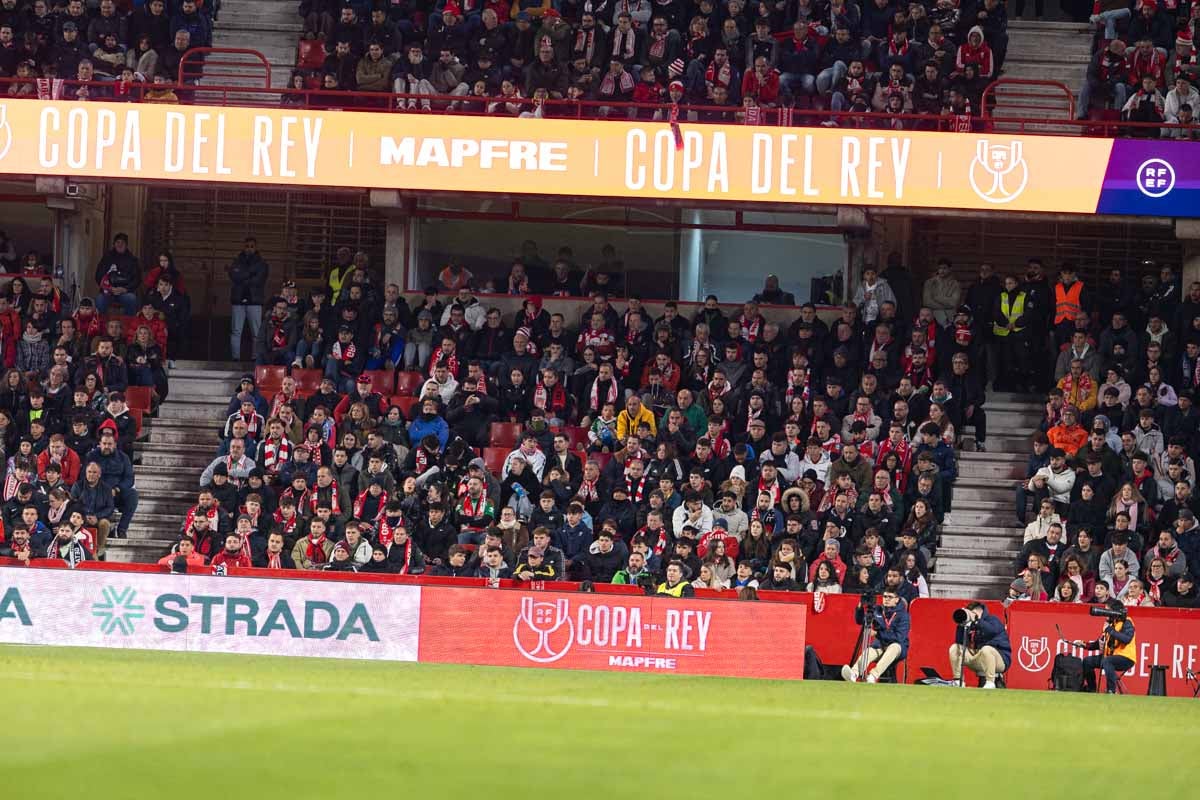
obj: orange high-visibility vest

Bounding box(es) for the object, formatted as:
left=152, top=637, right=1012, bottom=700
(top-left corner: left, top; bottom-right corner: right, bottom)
left=1054, top=282, right=1084, bottom=325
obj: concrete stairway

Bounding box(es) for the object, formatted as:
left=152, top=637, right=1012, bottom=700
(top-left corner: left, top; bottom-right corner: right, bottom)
left=203, top=0, right=300, bottom=100
left=105, top=361, right=250, bottom=563
left=931, top=392, right=1043, bottom=599
left=990, top=20, right=1093, bottom=135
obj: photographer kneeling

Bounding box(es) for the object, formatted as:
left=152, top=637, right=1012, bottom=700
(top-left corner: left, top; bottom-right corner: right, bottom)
left=1073, top=599, right=1137, bottom=694
left=841, top=589, right=909, bottom=684
left=949, top=602, right=1012, bottom=689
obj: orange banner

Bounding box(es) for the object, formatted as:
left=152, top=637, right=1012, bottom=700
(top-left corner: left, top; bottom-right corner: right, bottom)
left=418, top=586, right=807, bottom=680
left=0, top=100, right=1116, bottom=213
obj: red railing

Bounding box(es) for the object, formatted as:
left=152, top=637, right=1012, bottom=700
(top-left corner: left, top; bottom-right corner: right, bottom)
left=3, top=74, right=1193, bottom=140
left=177, top=47, right=272, bottom=89
left=983, top=77, right=1077, bottom=121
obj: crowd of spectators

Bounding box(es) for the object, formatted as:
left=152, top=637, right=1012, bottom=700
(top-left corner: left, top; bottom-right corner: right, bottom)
left=1010, top=258, right=1199, bottom=609
left=155, top=242, right=1001, bottom=601
left=1077, top=0, right=1200, bottom=136
left=0, top=0, right=212, bottom=101
left=0, top=231, right=190, bottom=564
left=290, top=0, right=1009, bottom=126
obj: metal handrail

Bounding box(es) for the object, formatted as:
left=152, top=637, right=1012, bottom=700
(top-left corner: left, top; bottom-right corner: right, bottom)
left=982, top=77, right=1077, bottom=120
left=3, top=75, right=1194, bottom=139
left=178, top=47, right=272, bottom=88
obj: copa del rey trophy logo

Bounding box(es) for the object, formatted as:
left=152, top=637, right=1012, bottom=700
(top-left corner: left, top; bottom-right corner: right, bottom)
left=0, top=105, right=12, bottom=162
left=968, top=139, right=1029, bottom=205
left=513, top=596, right=575, bottom=663
left=1017, top=635, right=1052, bottom=673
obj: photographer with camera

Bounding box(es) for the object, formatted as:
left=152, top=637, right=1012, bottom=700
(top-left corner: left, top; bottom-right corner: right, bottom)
left=949, top=603, right=1012, bottom=689
left=841, top=588, right=909, bottom=684
left=1072, top=599, right=1137, bottom=694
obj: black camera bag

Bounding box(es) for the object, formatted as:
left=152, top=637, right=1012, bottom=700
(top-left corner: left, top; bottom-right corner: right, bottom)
left=1050, top=654, right=1084, bottom=691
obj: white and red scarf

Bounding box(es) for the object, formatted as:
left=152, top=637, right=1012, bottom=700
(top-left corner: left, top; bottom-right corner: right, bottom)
left=261, top=437, right=292, bottom=473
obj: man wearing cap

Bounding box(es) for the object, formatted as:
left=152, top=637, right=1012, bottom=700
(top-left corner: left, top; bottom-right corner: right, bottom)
left=1099, top=531, right=1142, bottom=587
left=93, top=233, right=141, bottom=316
left=255, top=297, right=296, bottom=366
left=513, top=546, right=557, bottom=581
left=1163, top=572, right=1199, bottom=607
left=1026, top=446, right=1075, bottom=517
left=210, top=531, right=253, bottom=570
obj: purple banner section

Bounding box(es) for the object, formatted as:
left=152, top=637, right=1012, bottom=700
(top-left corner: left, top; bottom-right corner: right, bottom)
left=1096, top=139, right=1200, bottom=217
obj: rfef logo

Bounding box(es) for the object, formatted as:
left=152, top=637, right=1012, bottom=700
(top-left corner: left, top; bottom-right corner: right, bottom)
left=1135, top=158, right=1175, bottom=198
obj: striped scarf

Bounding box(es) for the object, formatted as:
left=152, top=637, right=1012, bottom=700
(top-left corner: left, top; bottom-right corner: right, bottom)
left=261, top=437, right=292, bottom=473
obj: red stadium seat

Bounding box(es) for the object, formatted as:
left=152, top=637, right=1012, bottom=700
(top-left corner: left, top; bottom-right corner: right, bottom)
left=390, top=395, right=420, bottom=416
left=124, top=385, right=152, bottom=412
left=255, top=365, right=285, bottom=391
left=394, top=371, right=424, bottom=396
left=129, top=408, right=144, bottom=439
left=757, top=590, right=808, bottom=604
left=489, top=421, right=523, bottom=449
left=589, top=452, right=612, bottom=471
left=592, top=583, right=643, bottom=596
left=481, top=446, right=509, bottom=475
left=563, top=426, right=588, bottom=451
left=291, top=368, right=322, bottom=392
left=362, top=369, right=395, bottom=395
left=296, top=38, right=326, bottom=71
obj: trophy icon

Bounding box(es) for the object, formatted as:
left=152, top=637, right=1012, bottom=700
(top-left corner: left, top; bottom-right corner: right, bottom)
left=968, top=139, right=1028, bottom=204
left=512, top=596, right=574, bottom=663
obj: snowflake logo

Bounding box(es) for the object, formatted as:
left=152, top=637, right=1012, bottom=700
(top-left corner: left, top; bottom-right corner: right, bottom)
left=92, top=586, right=146, bottom=635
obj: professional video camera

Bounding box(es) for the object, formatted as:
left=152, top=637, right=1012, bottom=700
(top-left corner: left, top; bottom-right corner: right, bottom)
left=952, top=607, right=975, bottom=627
left=860, top=591, right=880, bottom=612
left=1089, top=605, right=1127, bottom=621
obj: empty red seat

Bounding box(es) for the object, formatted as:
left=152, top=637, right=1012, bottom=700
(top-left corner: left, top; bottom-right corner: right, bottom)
left=394, top=371, right=425, bottom=396
left=362, top=369, right=395, bottom=395
left=124, top=385, right=152, bottom=412
left=563, top=425, right=588, bottom=451
left=481, top=446, right=509, bottom=475
left=292, top=368, right=322, bottom=392
left=255, top=365, right=285, bottom=391
left=589, top=451, right=612, bottom=471
left=389, top=395, right=420, bottom=416
left=489, top=421, right=523, bottom=449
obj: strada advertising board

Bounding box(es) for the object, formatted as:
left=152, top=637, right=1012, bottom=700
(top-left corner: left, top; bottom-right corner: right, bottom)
left=418, top=587, right=808, bottom=679
left=0, top=568, right=420, bottom=662
left=0, top=100, right=1193, bottom=216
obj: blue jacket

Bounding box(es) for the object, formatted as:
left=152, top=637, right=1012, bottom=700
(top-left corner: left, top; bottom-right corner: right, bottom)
left=71, top=479, right=115, bottom=520
left=857, top=602, right=910, bottom=658
left=408, top=414, right=449, bottom=449
left=954, top=607, right=1012, bottom=668
left=85, top=447, right=135, bottom=492
left=554, top=521, right=592, bottom=562
left=914, top=441, right=958, bottom=484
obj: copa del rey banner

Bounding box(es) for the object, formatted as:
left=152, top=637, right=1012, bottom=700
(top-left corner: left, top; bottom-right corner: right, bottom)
left=1006, top=604, right=1200, bottom=694
left=0, top=98, right=1196, bottom=217
left=0, top=566, right=420, bottom=662
left=418, top=587, right=808, bottom=680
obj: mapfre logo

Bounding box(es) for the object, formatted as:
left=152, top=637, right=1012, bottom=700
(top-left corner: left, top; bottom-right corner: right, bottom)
left=968, top=139, right=1028, bottom=204
left=513, top=596, right=574, bottom=663
left=1017, top=635, right=1052, bottom=672
left=0, top=105, right=12, bottom=162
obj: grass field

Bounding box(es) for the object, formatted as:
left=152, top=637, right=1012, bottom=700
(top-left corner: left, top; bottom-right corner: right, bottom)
left=5, top=644, right=1200, bottom=798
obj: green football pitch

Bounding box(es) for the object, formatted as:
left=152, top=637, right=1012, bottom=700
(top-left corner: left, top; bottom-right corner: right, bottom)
left=5, top=644, right=1199, bottom=798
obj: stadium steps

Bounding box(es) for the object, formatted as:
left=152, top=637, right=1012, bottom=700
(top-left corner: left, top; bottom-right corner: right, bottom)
left=205, top=0, right=301, bottom=95
left=119, top=362, right=245, bottom=563
left=989, top=20, right=1093, bottom=135
left=933, top=395, right=1042, bottom=599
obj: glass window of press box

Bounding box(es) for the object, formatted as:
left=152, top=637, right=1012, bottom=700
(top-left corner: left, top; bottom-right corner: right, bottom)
left=409, top=199, right=847, bottom=305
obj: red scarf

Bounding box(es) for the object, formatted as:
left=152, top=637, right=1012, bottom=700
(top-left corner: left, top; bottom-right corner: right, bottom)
left=311, top=480, right=341, bottom=515
left=261, top=437, right=292, bottom=473
left=578, top=477, right=599, bottom=502
left=332, top=340, right=356, bottom=364
left=877, top=438, right=912, bottom=490
left=265, top=550, right=282, bottom=569
left=1059, top=372, right=1093, bottom=405
left=738, top=314, right=762, bottom=342
left=589, top=377, right=619, bottom=413
left=388, top=537, right=415, bottom=574
left=271, top=319, right=288, bottom=348
left=272, top=508, right=298, bottom=538
left=377, top=514, right=405, bottom=546
left=600, top=69, right=636, bottom=96
left=304, top=533, right=329, bottom=564
left=757, top=476, right=781, bottom=506
left=649, top=29, right=668, bottom=60
left=533, top=381, right=568, bottom=415
left=353, top=488, right=388, bottom=521
left=625, top=473, right=648, bottom=503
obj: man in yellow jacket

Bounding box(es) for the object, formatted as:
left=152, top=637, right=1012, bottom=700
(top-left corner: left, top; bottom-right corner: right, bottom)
left=1073, top=599, right=1137, bottom=693
left=616, top=394, right=657, bottom=442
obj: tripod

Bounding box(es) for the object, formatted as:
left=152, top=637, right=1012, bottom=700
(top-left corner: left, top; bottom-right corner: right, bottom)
left=1187, top=669, right=1200, bottom=699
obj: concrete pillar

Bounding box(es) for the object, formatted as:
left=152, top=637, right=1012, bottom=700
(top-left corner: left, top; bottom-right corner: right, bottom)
left=384, top=212, right=408, bottom=290
left=1177, top=219, right=1200, bottom=287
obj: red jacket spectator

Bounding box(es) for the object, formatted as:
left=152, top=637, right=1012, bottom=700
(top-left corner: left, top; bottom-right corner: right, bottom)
left=1126, top=44, right=1166, bottom=89
left=956, top=26, right=994, bottom=78
left=38, top=445, right=81, bottom=486
left=741, top=63, right=781, bottom=106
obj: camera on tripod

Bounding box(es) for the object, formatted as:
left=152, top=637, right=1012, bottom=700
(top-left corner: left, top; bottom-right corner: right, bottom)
left=860, top=591, right=882, bottom=613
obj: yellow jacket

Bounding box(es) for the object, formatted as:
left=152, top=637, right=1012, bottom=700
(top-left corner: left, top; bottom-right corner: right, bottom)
left=616, top=405, right=657, bottom=441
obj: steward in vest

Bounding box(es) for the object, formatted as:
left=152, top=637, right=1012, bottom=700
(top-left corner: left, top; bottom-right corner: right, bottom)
left=992, top=274, right=1032, bottom=392
left=1053, top=263, right=1090, bottom=347
left=1075, top=599, right=1137, bottom=693
left=656, top=560, right=696, bottom=597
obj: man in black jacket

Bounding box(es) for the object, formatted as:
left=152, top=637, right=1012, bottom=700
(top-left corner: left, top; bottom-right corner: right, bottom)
left=949, top=602, right=1012, bottom=688
left=413, top=504, right=455, bottom=566
left=227, top=237, right=270, bottom=360
left=943, top=352, right=987, bottom=451
left=94, top=233, right=140, bottom=315
left=583, top=528, right=624, bottom=583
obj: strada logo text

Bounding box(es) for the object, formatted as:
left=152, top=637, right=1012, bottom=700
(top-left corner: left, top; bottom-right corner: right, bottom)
left=512, top=596, right=711, bottom=671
